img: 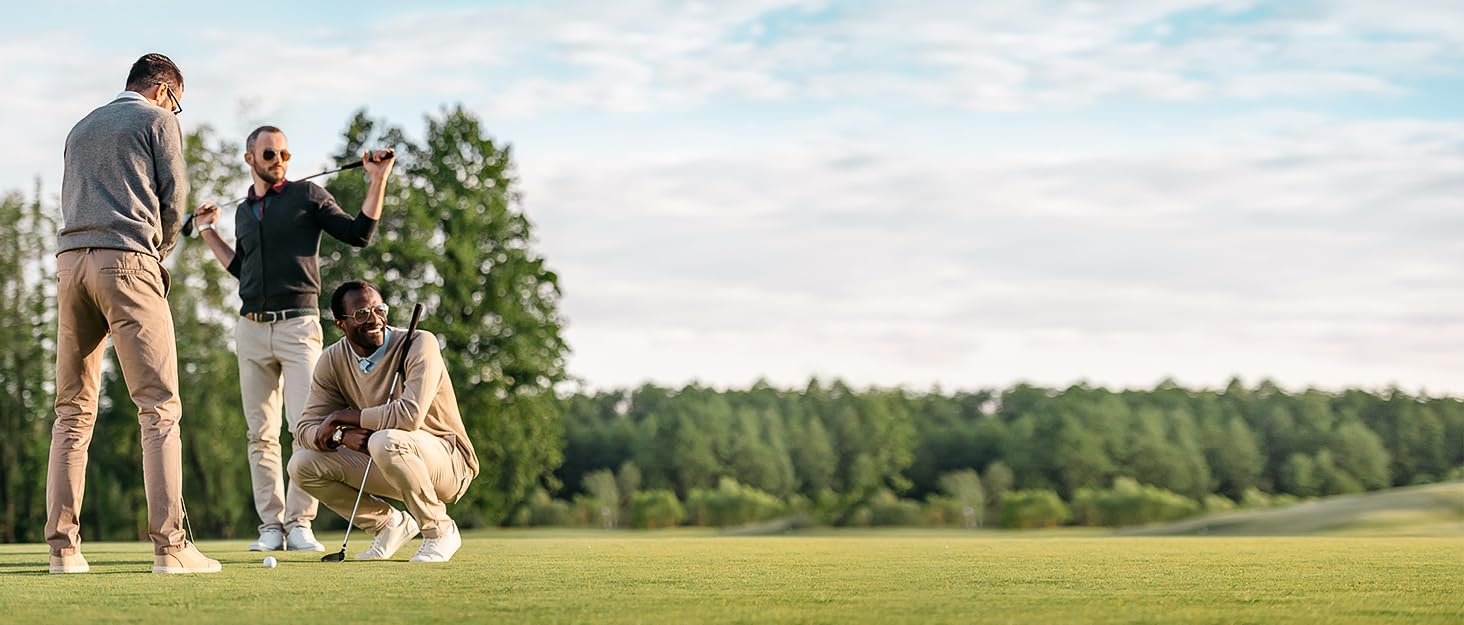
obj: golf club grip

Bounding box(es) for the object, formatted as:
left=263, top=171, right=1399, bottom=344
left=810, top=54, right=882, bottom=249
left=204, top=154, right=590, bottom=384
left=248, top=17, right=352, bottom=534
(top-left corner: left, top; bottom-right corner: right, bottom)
left=181, top=212, right=195, bottom=237
left=342, top=148, right=395, bottom=171
left=389, top=303, right=427, bottom=400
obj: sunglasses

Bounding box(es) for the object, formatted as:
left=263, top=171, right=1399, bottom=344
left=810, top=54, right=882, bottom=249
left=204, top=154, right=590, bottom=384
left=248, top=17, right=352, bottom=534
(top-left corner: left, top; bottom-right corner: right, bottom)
left=345, top=303, right=389, bottom=323
left=260, top=148, right=291, bottom=163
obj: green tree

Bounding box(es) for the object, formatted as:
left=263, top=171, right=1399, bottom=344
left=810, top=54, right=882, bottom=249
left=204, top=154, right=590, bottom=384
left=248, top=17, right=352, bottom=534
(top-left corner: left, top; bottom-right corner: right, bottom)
left=982, top=461, right=1015, bottom=508
left=321, top=107, right=569, bottom=525
left=581, top=469, right=619, bottom=528
left=0, top=188, right=55, bottom=542
left=1207, top=417, right=1263, bottom=500
left=170, top=126, right=253, bottom=536
left=1278, top=453, right=1319, bottom=497
left=936, top=469, right=985, bottom=527
left=792, top=416, right=837, bottom=495
left=1330, top=421, right=1390, bottom=490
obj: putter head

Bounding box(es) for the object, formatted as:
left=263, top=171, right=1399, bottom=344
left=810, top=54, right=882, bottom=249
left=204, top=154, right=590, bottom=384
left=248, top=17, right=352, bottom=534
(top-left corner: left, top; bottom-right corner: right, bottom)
left=321, top=550, right=346, bottom=562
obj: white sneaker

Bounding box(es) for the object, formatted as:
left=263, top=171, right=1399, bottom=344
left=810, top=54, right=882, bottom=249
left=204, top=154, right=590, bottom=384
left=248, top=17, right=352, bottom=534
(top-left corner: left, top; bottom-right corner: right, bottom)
left=410, top=521, right=462, bottom=563
left=248, top=527, right=285, bottom=552
left=286, top=526, right=325, bottom=552
left=354, top=510, right=419, bottom=561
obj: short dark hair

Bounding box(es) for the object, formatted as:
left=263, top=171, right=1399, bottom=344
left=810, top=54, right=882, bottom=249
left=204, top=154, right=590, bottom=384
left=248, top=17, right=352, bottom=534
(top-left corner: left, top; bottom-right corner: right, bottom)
left=331, top=280, right=380, bottom=320
left=125, top=53, right=183, bottom=92
left=246, top=125, right=284, bottom=154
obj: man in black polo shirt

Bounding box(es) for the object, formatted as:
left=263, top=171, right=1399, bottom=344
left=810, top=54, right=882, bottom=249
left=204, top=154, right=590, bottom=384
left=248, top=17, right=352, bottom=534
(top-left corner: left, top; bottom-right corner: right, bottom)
left=194, top=125, right=394, bottom=552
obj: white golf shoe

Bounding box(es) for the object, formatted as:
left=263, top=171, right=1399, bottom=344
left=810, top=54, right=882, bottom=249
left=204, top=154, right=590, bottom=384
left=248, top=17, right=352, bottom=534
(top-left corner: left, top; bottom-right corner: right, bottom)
left=410, top=521, right=462, bottom=563
left=248, top=527, right=284, bottom=552
left=355, top=509, right=420, bottom=561
left=286, top=526, right=325, bottom=552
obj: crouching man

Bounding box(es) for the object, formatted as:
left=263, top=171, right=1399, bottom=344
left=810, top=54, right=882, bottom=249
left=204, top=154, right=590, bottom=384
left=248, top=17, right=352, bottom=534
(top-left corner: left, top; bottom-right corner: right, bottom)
left=290, top=280, right=478, bottom=562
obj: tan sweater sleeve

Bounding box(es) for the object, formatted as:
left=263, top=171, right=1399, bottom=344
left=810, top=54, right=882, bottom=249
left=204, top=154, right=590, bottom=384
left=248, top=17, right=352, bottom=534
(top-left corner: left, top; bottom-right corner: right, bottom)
left=359, top=332, right=445, bottom=432
left=295, top=349, right=351, bottom=451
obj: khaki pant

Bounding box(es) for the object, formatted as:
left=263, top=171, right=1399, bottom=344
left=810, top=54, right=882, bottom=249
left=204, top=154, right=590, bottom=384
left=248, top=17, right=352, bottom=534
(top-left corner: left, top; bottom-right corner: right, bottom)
left=47, top=248, right=186, bottom=556
left=236, top=315, right=322, bottom=533
left=289, top=430, right=472, bottom=538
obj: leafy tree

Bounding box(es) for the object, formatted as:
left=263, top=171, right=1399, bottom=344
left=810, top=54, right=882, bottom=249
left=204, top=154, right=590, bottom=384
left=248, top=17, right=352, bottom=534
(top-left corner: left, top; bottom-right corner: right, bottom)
left=581, top=469, right=619, bottom=528
left=321, top=107, right=569, bottom=524
left=0, top=189, right=55, bottom=542
left=936, top=469, right=985, bottom=527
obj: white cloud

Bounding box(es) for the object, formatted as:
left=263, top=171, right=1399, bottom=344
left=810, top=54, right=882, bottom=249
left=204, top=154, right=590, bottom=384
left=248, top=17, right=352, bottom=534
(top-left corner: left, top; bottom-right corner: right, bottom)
left=521, top=115, right=1464, bottom=391
left=6, top=1, right=1464, bottom=392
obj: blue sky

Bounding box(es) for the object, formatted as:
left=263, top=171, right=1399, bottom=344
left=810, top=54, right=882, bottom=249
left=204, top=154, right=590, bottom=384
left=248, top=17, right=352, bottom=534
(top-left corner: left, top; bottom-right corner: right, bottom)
left=5, top=1, right=1464, bottom=392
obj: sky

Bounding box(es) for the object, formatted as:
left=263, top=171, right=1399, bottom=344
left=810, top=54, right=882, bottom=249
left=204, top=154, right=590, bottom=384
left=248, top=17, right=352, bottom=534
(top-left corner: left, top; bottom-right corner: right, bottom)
left=4, top=0, right=1463, bottom=393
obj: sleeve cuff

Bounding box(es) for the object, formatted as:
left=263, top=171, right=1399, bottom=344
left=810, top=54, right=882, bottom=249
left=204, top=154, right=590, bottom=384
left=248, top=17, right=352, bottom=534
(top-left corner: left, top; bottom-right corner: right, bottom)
left=360, top=405, right=387, bottom=431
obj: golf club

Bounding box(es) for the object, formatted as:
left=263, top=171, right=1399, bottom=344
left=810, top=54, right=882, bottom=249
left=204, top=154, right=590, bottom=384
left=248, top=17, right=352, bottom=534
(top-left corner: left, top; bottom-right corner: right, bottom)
left=322, top=301, right=425, bottom=563
left=181, top=148, right=394, bottom=237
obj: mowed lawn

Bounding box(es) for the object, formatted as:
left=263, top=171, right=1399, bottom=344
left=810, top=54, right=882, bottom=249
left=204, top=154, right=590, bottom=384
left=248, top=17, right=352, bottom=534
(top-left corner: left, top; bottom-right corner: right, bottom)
left=0, top=530, right=1460, bottom=624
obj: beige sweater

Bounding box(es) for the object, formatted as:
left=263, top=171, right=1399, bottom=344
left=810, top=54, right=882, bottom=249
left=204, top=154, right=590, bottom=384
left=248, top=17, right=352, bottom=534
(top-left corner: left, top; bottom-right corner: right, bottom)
left=296, top=328, right=480, bottom=478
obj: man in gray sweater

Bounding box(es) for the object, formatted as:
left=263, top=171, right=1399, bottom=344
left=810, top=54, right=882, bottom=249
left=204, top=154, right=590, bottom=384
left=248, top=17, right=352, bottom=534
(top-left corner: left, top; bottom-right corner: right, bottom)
left=47, top=53, right=220, bottom=574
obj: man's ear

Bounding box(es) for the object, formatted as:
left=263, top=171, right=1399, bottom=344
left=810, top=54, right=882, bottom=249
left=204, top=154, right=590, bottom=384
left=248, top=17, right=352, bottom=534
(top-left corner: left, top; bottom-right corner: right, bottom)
left=335, top=319, right=347, bottom=334
left=243, top=151, right=254, bottom=166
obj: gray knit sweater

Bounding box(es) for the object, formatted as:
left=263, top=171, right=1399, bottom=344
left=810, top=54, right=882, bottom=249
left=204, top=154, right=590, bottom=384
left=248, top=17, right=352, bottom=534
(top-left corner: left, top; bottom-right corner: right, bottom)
left=58, top=95, right=188, bottom=261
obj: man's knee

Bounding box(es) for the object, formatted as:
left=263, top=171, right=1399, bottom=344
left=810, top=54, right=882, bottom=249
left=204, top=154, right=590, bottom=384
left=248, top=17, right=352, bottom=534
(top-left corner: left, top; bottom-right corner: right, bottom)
left=288, top=448, right=327, bottom=483
left=367, top=429, right=415, bottom=460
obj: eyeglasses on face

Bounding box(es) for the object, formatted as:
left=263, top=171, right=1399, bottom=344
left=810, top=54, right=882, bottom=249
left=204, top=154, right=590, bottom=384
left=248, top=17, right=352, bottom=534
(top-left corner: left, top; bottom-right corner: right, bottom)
left=260, top=148, right=291, bottom=163
left=161, top=83, right=182, bottom=116
left=346, top=303, right=389, bottom=323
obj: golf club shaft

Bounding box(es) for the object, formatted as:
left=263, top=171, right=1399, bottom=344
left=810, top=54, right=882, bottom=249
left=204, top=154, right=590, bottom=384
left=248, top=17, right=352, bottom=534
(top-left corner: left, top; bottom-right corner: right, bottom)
left=182, top=149, right=392, bottom=236
left=336, top=456, right=373, bottom=552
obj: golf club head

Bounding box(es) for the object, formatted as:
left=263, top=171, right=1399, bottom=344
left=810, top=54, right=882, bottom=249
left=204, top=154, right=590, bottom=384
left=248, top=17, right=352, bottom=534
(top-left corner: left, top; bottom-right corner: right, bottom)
left=321, top=550, right=347, bottom=562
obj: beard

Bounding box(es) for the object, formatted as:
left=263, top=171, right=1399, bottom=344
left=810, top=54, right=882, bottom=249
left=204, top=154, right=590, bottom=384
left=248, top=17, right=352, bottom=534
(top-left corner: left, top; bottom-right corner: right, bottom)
left=254, top=161, right=286, bottom=185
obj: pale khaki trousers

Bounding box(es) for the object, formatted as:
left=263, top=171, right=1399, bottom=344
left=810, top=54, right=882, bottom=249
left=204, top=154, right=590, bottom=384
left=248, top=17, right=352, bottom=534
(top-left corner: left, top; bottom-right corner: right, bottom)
left=47, top=248, right=185, bottom=556
left=289, top=430, right=472, bottom=538
left=236, top=315, right=322, bottom=533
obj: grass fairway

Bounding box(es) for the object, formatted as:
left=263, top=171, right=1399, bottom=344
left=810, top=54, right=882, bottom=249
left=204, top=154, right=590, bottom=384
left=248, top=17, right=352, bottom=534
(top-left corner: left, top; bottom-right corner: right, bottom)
left=1, top=530, right=1461, bottom=624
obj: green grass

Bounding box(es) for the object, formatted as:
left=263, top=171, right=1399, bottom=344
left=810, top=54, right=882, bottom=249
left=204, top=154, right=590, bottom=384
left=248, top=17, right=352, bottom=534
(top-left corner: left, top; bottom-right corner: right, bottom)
left=1, top=530, right=1461, bottom=624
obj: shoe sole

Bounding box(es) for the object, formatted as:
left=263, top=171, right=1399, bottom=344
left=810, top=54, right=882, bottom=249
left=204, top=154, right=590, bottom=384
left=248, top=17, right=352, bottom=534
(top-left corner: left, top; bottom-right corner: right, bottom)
left=286, top=545, right=326, bottom=552
left=152, top=564, right=222, bottom=574
left=49, top=566, right=90, bottom=574
left=247, top=546, right=283, bottom=552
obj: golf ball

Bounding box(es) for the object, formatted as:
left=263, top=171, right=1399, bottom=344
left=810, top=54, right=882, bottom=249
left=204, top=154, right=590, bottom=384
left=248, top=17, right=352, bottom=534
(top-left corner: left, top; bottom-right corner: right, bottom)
left=262, top=556, right=277, bottom=569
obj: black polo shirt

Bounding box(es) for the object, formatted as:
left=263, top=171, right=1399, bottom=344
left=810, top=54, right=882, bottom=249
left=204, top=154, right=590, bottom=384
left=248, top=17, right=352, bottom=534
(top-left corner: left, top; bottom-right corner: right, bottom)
left=226, top=179, right=377, bottom=314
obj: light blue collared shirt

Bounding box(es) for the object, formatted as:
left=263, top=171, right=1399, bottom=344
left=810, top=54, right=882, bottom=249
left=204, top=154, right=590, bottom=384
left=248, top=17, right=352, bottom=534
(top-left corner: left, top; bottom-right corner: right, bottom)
left=356, top=327, right=393, bottom=374
left=115, top=90, right=146, bottom=103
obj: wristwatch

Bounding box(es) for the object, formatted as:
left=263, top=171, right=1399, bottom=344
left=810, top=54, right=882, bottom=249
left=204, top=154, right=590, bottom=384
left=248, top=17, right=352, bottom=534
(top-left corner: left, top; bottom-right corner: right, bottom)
left=198, top=223, right=216, bottom=233
left=330, top=427, right=345, bottom=447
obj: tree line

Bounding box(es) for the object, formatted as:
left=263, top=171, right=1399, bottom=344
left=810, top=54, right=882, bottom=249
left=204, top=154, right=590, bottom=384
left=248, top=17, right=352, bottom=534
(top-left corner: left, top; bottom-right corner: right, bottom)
left=542, top=379, right=1462, bottom=529
left=1, top=107, right=1461, bottom=541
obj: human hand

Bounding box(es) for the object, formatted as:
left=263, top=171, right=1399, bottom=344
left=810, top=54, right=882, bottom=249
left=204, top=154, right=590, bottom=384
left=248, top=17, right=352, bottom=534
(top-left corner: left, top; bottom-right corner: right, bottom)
left=340, top=428, right=374, bottom=454
left=194, top=202, right=219, bottom=228
left=361, top=149, right=395, bottom=181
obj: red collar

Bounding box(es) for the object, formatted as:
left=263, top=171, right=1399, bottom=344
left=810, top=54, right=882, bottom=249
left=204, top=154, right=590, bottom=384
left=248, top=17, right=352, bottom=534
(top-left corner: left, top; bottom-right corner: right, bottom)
left=247, top=179, right=288, bottom=202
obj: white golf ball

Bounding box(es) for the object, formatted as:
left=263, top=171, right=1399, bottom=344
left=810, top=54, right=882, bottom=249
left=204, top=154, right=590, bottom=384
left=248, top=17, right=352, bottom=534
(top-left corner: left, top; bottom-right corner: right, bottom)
left=262, top=556, right=277, bottom=569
